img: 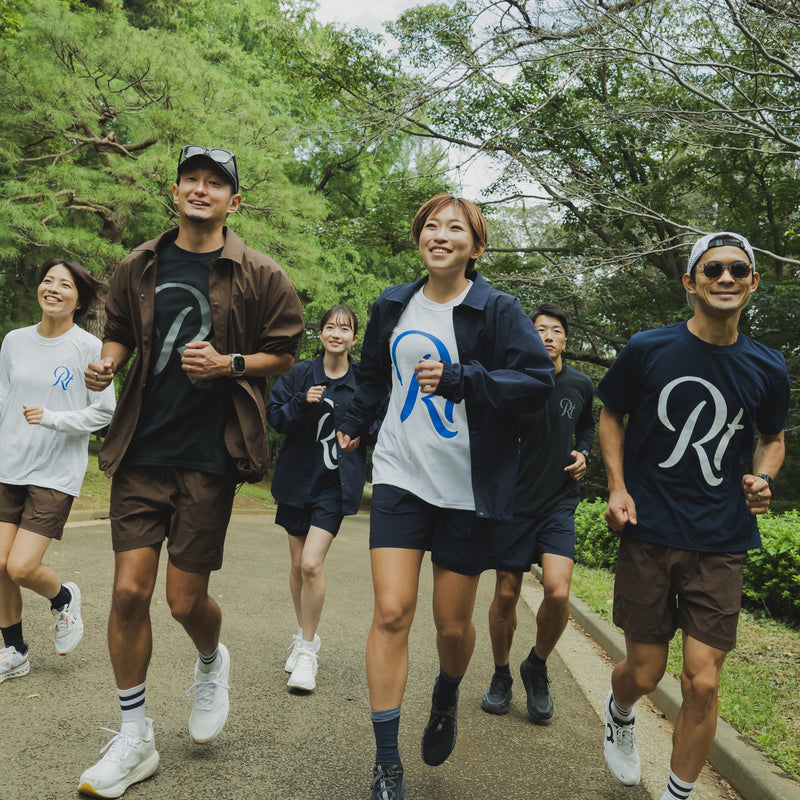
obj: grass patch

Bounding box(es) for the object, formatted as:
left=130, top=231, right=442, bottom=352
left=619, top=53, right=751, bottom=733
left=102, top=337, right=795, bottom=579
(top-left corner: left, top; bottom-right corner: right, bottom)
left=570, top=564, right=800, bottom=780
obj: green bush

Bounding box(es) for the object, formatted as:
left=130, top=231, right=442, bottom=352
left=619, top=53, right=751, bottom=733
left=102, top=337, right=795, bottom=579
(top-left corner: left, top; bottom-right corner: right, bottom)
left=573, top=501, right=800, bottom=626
left=742, top=510, right=800, bottom=622
left=574, top=499, right=620, bottom=570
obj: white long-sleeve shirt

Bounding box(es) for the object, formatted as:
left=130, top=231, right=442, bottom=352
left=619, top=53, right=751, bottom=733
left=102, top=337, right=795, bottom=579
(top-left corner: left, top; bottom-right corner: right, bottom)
left=0, top=324, right=116, bottom=496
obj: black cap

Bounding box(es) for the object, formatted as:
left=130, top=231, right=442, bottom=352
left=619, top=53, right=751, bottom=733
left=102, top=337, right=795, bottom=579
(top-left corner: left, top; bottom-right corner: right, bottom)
left=177, top=146, right=239, bottom=193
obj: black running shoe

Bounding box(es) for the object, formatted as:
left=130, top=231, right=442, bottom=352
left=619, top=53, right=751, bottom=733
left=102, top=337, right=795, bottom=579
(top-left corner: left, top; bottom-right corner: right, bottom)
left=480, top=672, right=513, bottom=715
left=369, top=762, right=407, bottom=800
left=420, top=685, right=459, bottom=766
left=520, top=658, right=554, bottom=721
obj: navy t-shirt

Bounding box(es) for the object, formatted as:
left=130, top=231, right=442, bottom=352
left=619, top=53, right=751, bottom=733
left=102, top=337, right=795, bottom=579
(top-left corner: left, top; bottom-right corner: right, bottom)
left=124, top=241, right=230, bottom=475
left=596, top=322, right=789, bottom=553
left=306, top=372, right=348, bottom=502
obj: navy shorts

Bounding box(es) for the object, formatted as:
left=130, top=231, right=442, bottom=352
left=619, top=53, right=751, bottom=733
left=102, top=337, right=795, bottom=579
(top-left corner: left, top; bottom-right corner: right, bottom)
left=275, top=497, right=344, bottom=538
left=369, top=484, right=493, bottom=576
left=491, top=508, right=576, bottom=573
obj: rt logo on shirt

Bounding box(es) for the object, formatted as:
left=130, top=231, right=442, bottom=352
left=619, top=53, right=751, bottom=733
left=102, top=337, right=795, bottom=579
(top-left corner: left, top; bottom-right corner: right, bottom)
left=657, top=376, right=744, bottom=487
left=53, top=366, right=75, bottom=390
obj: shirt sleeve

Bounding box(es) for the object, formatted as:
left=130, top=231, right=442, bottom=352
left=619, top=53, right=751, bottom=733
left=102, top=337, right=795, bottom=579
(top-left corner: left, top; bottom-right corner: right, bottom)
left=40, top=382, right=116, bottom=435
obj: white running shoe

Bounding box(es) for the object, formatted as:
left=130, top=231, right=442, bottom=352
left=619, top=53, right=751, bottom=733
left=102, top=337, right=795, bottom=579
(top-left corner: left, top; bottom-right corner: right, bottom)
left=603, top=690, right=641, bottom=786
left=51, top=581, right=84, bottom=655
left=287, top=640, right=318, bottom=692
left=284, top=630, right=320, bottom=673
left=0, top=645, right=30, bottom=683
left=187, top=643, right=230, bottom=744
left=77, top=718, right=159, bottom=798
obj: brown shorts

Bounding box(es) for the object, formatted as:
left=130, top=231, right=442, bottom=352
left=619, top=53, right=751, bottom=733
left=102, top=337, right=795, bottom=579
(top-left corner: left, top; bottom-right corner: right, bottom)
left=0, top=483, right=74, bottom=540
left=613, top=537, right=747, bottom=652
left=110, top=465, right=236, bottom=573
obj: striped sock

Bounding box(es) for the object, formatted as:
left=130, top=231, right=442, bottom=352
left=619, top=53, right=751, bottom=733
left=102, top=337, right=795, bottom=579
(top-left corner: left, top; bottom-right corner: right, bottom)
left=198, top=647, right=219, bottom=674
left=118, top=682, right=146, bottom=738
left=661, top=770, right=695, bottom=800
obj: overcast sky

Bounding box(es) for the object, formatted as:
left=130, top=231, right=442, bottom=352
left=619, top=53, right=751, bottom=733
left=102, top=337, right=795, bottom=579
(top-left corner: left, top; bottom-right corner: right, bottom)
left=313, top=0, right=421, bottom=32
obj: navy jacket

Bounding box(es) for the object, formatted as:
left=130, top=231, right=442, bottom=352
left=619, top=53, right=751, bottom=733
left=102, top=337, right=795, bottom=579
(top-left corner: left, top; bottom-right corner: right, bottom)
left=267, top=356, right=373, bottom=515
left=339, top=273, right=555, bottom=521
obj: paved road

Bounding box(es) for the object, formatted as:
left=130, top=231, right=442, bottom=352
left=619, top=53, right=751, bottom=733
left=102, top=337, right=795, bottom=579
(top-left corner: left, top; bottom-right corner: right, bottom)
left=2, top=512, right=741, bottom=800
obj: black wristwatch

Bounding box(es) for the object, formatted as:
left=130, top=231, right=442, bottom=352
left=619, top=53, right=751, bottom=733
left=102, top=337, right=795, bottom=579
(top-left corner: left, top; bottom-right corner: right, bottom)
left=579, top=449, right=590, bottom=461
left=754, top=472, right=774, bottom=492
left=230, top=354, right=246, bottom=377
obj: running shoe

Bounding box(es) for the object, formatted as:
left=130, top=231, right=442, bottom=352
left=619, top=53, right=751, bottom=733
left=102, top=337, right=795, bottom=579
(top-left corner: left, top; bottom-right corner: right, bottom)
left=77, top=718, right=159, bottom=798
left=480, top=672, right=513, bottom=715
left=519, top=657, right=554, bottom=721
left=603, top=690, right=641, bottom=785
left=0, top=645, right=30, bottom=683
left=187, top=643, right=230, bottom=744
left=51, top=581, right=84, bottom=655
left=420, top=681, right=458, bottom=766
left=285, top=631, right=320, bottom=673
left=369, top=762, right=407, bottom=800
left=287, top=640, right=318, bottom=692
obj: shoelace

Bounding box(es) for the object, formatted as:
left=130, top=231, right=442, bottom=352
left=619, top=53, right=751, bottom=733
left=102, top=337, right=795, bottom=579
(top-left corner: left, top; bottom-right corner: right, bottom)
left=373, top=767, right=403, bottom=799
left=50, top=609, right=73, bottom=633
left=96, top=728, right=136, bottom=762
left=186, top=675, right=231, bottom=710
left=286, top=633, right=302, bottom=654
left=614, top=721, right=637, bottom=753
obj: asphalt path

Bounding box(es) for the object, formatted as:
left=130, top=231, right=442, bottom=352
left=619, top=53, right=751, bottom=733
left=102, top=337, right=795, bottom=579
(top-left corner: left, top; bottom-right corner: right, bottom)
left=2, top=512, right=743, bottom=800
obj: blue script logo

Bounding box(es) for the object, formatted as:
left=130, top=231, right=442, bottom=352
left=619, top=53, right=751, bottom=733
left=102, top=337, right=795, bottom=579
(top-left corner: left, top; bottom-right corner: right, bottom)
left=392, top=330, right=458, bottom=439
left=52, top=366, right=75, bottom=390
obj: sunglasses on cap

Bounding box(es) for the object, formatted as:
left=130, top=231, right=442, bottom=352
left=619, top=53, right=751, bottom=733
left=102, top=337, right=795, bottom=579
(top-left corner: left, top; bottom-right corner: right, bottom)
left=177, top=146, right=238, bottom=191
left=695, top=261, right=753, bottom=280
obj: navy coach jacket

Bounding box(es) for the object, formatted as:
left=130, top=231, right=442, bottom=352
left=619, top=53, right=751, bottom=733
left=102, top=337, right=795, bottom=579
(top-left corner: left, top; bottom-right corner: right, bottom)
left=338, top=273, right=554, bottom=522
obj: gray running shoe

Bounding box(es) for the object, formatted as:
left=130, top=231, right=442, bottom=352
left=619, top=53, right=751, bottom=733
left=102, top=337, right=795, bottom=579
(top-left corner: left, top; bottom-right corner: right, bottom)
left=520, top=658, right=554, bottom=721
left=369, top=762, right=407, bottom=800
left=481, top=672, right=513, bottom=715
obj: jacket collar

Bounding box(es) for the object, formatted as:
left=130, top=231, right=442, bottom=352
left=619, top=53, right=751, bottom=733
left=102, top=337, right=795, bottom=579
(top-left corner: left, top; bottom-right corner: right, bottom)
left=382, top=271, right=490, bottom=310
left=311, top=354, right=357, bottom=387
left=136, top=226, right=245, bottom=268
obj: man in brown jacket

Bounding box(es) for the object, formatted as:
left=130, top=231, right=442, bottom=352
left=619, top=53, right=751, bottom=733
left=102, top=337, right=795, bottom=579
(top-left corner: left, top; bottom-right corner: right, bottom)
left=79, top=146, right=303, bottom=798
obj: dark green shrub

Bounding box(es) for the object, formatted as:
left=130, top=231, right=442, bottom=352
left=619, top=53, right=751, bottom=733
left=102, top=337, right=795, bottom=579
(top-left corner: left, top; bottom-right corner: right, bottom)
left=743, top=511, right=800, bottom=623
left=574, top=499, right=620, bottom=570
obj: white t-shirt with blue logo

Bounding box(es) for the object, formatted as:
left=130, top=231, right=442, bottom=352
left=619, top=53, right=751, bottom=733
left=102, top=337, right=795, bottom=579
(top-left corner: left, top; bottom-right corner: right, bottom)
left=0, top=324, right=116, bottom=496
left=372, top=284, right=474, bottom=510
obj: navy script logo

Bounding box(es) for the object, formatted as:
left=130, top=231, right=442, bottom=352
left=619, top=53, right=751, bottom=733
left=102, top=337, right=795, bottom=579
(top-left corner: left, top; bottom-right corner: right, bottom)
left=52, top=366, right=75, bottom=390
left=392, top=330, right=457, bottom=439
left=657, top=376, right=744, bottom=486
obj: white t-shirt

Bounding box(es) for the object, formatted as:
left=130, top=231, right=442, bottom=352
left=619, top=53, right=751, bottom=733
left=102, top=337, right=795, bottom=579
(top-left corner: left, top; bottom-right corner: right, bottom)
left=0, top=324, right=116, bottom=496
left=372, top=284, right=474, bottom=509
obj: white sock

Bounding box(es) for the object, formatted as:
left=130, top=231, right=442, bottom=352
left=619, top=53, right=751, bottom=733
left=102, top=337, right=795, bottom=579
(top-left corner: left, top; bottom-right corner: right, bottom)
left=611, top=692, right=635, bottom=722
left=661, top=770, right=695, bottom=800
left=198, top=647, right=220, bottom=674
left=118, top=682, right=147, bottom=738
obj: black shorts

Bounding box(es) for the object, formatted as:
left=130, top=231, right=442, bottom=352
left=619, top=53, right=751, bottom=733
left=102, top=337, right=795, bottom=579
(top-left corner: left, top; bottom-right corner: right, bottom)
left=492, top=509, right=576, bottom=572
left=275, top=497, right=344, bottom=538
left=110, top=465, right=236, bottom=573
left=0, top=483, right=74, bottom=540
left=369, top=484, right=493, bottom=576
left=613, top=537, right=747, bottom=652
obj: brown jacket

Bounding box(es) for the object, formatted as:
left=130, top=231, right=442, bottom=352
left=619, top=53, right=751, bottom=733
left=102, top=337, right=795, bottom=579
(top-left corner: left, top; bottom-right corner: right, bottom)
left=99, top=227, right=304, bottom=481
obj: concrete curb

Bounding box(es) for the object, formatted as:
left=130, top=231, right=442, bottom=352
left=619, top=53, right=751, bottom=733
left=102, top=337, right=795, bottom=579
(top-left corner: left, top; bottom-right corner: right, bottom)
left=552, top=573, right=800, bottom=800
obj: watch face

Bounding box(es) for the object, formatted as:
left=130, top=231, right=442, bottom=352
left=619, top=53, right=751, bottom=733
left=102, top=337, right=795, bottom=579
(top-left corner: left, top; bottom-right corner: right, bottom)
left=232, top=355, right=246, bottom=375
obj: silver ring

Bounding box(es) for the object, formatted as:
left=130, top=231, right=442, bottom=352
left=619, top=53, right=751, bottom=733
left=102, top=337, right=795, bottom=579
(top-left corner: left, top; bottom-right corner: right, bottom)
left=187, top=365, right=191, bottom=372
left=756, top=491, right=762, bottom=501
left=94, top=371, right=98, bottom=380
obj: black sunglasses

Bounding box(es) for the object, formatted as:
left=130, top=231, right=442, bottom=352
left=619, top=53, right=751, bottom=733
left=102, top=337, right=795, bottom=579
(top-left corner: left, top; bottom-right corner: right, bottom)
left=695, top=261, right=752, bottom=280
left=179, top=146, right=236, bottom=166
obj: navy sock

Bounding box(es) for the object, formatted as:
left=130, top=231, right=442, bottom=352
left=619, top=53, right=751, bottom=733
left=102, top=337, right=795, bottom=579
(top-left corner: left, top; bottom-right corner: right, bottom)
left=495, top=662, right=511, bottom=677
left=527, top=648, right=546, bottom=667
left=1, top=621, right=27, bottom=655
left=371, top=707, right=401, bottom=764
left=49, top=584, right=71, bottom=611
left=432, top=667, right=462, bottom=708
